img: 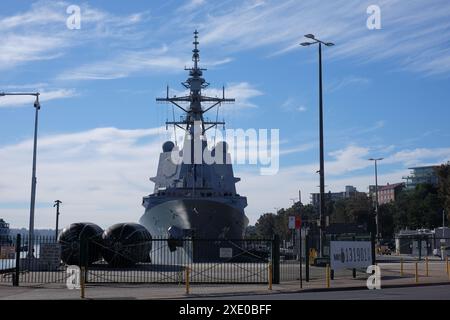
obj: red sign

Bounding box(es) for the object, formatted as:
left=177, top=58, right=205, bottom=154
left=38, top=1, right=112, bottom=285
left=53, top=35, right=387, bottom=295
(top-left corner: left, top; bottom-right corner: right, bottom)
left=295, top=216, right=302, bottom=229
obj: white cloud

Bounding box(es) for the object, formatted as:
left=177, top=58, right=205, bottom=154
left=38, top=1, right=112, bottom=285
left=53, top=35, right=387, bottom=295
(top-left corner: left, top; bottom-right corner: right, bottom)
left=0, top=0, right=150, bottom=70
left=178, top=0, right=207, bottom=12
left=192, top=0, right=450, bottom=76
left=281, top=98, right=307, bottom=112
left=326, top=76, right=371, bottom=93
left=57, top=48, right=188, bottom=80
left=0, top=127, right=166, bottom=229
left=167, top=82, right=263, bottom=112
left=385, top=147, right=450, bottom=167
left=0, top=89, right=77, bottom=108
left=1, top=127, right=448, bottom=227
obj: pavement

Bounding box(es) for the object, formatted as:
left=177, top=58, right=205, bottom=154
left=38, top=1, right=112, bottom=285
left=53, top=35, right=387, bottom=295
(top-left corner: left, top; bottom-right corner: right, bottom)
left=192, top=284, right=450, bottom=300
left=0, top=260, right=448, bottom=300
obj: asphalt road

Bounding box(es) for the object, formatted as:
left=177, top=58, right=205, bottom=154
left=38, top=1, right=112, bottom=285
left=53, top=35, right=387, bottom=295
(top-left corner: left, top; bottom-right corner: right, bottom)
left=190, top=284, right=450, bottom=300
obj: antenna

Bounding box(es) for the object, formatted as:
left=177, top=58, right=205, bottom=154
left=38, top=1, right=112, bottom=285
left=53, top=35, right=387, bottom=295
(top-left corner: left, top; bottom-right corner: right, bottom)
left=156, top=31, right=235, bottom=136
left=193, top=29, right=200, bottom=69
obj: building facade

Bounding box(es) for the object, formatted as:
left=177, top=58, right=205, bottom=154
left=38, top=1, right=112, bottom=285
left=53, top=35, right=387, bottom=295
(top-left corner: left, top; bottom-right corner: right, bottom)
left=377, top=183, right=405, bottom=205
left=403, top=165, right=439, bottom=189
left=310, top=185, right=364, bottom=208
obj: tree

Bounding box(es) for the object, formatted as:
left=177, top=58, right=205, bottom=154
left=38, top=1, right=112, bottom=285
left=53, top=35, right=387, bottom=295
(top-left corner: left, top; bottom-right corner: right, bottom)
left=436, top=163, right=450, bottom=225
left=329, top=194, right=372, bottom=227
left=378, top=203, right=395, bottom=237
left=393, top=184, right=443, bottom=231
left=254, top=213, right=277, bottom=238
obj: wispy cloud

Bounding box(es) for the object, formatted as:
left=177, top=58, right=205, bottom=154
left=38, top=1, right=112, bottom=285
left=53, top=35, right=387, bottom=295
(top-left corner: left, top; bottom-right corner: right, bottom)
left=0, top=89, right=77, bottom=108
left=189, top=0, right=450, bottom=76
left=57, top=46, right=187, bottom=80
left=2, top=0, right=450, bottom=79
left=281, top=98, right=307, bottom=112
left=1, top=125, right=448, bottom=226
left=168, top=82, right=263, bottom=111
left=0, top=0, right=150, bottom=70
left=177, top=0, right=207, bottom=12
left=0, top=127, right=165, bottom=228
left=326, top=76, right=371, bottom=93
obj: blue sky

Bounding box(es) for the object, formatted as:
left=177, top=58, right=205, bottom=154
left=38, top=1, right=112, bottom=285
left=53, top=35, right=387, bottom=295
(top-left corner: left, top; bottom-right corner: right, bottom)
left=1, top=0, right=450, bottom=229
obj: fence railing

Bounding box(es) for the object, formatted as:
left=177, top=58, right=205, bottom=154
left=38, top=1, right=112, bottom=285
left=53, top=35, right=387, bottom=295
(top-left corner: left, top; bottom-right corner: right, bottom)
left=3, top=233, right=448, bottom=287
left=1, top=234, right=277, bottom=286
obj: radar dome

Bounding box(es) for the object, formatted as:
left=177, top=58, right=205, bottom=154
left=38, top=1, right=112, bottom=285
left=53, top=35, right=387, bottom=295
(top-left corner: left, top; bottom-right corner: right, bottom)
left=162, top=141, right=175, bottom=152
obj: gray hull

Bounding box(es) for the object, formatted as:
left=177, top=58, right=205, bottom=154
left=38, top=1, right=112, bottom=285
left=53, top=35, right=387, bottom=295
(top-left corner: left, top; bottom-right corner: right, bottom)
left=139, top=198, right=248, bottom=239
left=139, top=198, right=248, bottom=261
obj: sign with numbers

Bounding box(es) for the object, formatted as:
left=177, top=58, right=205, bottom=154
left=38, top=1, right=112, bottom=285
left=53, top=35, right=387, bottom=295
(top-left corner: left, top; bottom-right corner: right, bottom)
left=330, top=241, right=372, bottom=270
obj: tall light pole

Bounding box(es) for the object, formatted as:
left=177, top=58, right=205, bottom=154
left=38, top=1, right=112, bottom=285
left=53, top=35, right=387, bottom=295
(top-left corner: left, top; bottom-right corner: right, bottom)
left=301, top=34, right=334, bottom=257
left=0, top=92, right=40, bottom=258
left=53, top=200, right=62, bottom=241
left=369, top=158, right=383, bottom=241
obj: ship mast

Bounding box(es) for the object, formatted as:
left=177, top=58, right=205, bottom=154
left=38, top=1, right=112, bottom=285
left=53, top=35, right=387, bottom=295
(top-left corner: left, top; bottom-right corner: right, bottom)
left=156, top=30, right=234, bottom=136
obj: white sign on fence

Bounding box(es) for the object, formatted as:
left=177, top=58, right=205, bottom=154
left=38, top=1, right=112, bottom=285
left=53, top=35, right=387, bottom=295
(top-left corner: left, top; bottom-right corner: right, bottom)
left=330, top=241, right=372, bottom=270
left=288, top=216, right=295, bottom=230
left=219, top=247, right=233, bottom=258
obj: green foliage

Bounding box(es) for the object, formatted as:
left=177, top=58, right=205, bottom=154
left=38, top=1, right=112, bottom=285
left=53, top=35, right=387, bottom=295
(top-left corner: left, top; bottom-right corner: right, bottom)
left=393, top=183, right=442, bottom=231
left=329, top=194, right=372, bottom=226
left=436, top=163, right=450, bottom=223
left=252, top=203, right=317, bottom=240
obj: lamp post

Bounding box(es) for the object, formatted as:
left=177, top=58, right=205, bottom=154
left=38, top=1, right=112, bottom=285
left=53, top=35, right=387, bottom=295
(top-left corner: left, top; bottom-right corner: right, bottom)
left=53, top=200, right=62, bottom=241
left=301, top=34, right=334, bottom=257
left=0, top=92, right=40, bottom=258
left=369, top=158, right=383, bottom=241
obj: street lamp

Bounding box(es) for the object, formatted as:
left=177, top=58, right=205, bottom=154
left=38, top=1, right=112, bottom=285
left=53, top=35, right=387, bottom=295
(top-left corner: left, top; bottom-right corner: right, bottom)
left=369, top=158, right=383, bottom=241
left=53, top=200, right=62, bottom=241
left=301, top=34, right=334, bottom=257
left=0, top=92, right=40, bottom=258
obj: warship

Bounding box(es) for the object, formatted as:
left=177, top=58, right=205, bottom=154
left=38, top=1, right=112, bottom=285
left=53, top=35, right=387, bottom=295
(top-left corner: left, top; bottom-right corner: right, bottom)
left=139, top=31, right=249, bottom=255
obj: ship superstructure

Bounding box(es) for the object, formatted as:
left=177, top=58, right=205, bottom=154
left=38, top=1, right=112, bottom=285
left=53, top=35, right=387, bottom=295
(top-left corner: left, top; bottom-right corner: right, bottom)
left=139, top=31, right=248, bottom=248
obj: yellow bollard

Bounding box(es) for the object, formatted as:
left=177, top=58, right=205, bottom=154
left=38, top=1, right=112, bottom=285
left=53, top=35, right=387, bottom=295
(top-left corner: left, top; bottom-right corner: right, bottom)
left=185, top=267, right=190, bottom=295
left=415, top=262, right=419, bottom=283
left=400, top=258, right=404, bottom=276
left=425, top=257, right=429, bottom=277
left=268, top=263, right=273, bottom=291
left=80, top=266, right=85, bottom=299
left=447, top=257, right=449, bottom=275
left=326, top=264, right=330, bottom=288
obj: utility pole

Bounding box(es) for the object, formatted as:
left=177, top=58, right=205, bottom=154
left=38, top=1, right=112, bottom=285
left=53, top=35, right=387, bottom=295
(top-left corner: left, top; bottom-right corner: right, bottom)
left=443, top=209, right=446, bottom=228
left=369, top=158, right=383, bottom=241
left=301, top=35, right=334, bottom=257
left=0, top=92, right=40, bottom=258
left=53, top=200, right=62, bottom=241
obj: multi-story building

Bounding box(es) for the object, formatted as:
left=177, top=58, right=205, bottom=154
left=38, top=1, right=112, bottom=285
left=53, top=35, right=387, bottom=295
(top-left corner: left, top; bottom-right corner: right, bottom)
left=402, top=165, right=440, bottom=189
left=310, top=185, right=364, bottom=208
left=376, top=183, right=405, bottom=205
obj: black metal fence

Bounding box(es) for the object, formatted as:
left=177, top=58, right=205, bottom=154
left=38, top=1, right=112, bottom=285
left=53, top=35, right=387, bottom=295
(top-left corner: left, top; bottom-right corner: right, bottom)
left=1, top=234, right=276, bottom=286
left=4, top=232, right=447, bottom=287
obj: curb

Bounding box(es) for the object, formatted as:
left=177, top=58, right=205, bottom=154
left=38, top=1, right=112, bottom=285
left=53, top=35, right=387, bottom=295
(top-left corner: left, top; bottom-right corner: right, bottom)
left=174, top=281, right=450, bottom=299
